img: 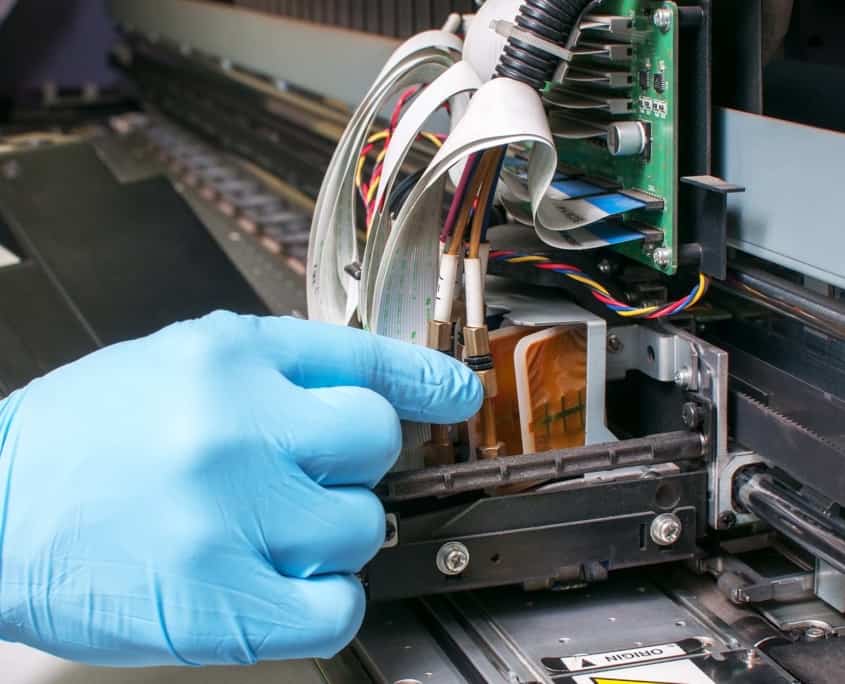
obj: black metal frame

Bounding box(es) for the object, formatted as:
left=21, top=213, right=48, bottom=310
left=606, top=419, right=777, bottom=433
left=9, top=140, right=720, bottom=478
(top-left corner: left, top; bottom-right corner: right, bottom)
left=367, top=470, right=707, bottom=601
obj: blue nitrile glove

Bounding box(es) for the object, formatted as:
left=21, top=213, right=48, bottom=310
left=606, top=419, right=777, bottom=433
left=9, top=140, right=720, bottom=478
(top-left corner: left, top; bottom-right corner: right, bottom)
left=0, top=312, right=482, bottom=667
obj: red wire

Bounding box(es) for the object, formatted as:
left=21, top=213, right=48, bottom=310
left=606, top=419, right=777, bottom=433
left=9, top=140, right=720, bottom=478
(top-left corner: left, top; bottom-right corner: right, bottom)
left=536, top=262, right=582, bottom=273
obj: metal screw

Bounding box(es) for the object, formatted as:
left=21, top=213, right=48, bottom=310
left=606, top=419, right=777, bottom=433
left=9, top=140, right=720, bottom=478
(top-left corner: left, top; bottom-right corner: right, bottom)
left=598, top=259, right=613, bottom=274
left=674, top=366, right=693, bottom=388
left=719, top=511, right=737, bottom=529
left=607, top=334, right=624, bottom=354
left=804, top=626, right=827, bottom=641
left=652, top=246, right=672, bottom=267
left=681, top=402, right=704, bottom=429
left=436, top=541, right=470, bottom=576
left=743, top=649, right=762, bottom=667
left=653, top=7, right=673, bottom=32
left=650, top=513, right=683, bottom=546
left=383, top=514, right=398, bottom=549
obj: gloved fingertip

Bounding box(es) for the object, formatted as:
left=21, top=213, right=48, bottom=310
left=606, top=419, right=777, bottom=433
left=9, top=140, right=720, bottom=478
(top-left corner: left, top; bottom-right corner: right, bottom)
left=294, top=575, right=366, bottom=660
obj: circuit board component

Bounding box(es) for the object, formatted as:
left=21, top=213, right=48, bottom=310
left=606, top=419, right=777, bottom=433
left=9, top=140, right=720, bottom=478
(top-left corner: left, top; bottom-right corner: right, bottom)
left=546, top=0, right=679, bottom=274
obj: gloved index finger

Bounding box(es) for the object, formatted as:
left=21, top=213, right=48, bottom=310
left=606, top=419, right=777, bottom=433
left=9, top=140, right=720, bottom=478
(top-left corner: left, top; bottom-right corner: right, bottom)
left=253, top=316, right=483, bottom=424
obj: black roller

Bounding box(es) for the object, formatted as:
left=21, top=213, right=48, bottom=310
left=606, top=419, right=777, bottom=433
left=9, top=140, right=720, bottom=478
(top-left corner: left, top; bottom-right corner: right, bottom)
left=495, top=0, right=595, bottom=90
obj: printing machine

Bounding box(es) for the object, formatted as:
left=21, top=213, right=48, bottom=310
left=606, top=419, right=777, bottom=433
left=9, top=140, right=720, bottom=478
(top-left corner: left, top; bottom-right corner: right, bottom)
left=0, top=1, right=844, bottom=682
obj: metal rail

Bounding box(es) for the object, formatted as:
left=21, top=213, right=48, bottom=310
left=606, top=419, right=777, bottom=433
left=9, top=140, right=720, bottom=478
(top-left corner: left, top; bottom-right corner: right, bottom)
left=714, top=261, right=845, bottom=339
left=376, top=430, right=705, bottom=502
left=737, top=471, right=845, bottom=575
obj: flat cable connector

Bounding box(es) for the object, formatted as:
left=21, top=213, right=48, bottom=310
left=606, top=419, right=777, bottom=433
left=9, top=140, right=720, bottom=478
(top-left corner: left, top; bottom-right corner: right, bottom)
left=464, top=325, right=506, bottom=459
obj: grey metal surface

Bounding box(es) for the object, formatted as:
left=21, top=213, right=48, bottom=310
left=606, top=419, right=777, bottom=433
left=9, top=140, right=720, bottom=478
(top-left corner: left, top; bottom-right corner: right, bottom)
left=816, top=560, right=845, bottom=613
left=716, top=107, right=845, bottom=289
left=360, top=575, right=796, bottom=683
left=758, top=597, right=845, bottom=636
left=107, top=0, right=399, bottom=108
left=715, top=262, right=845, bottom=340
left=606, top=324, right=697, bottom=385
left=473, top=579, right=712, bottom=661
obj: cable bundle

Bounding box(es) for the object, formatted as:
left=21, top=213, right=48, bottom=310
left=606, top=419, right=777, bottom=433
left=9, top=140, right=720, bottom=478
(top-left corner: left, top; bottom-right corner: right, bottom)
left=354, top=87, right=446, bottom=230
left=489, top=250, right=710, bottom=319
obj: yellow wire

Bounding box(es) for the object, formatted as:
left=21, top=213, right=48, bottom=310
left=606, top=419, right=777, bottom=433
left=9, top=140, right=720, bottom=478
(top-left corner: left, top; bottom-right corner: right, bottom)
left=355, top=155, right=368, bottom=189
left=368, top=130, right=390, bottom=144
left=356, top=129, right=443, bottom=193
left=366, top=174, right=382, bottom=204
left=689, top=275, right=709, bottom=307
left=567, top=274, right=611, bottom=297
left=421, top=132, right=444, bottom=148
left=508, top=256, right=549, bottom=264
left=618, top=307, right=660, bottom=317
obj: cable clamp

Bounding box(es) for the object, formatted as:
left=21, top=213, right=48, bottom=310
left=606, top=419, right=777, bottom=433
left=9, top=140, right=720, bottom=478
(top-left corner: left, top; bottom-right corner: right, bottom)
left=490, top=19, right=574, bottom=63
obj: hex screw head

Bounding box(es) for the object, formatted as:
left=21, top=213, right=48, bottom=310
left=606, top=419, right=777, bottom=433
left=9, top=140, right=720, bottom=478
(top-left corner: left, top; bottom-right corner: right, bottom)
left=436, top=541, right=470, bottom=576
left=650, top=513, right=683, bottom=546
left=681, top=402, right=704, bottom=429
left=804, top=626, right=827, bottom=641
left=719, top=511, right=738, bottom=529
left=674, top=366, right=693, bottom=388
left=653, top=7, right=673, bottom=32
left=652, top=246, right=672, bottom=267
left=607, top=334, right=624, bottom=354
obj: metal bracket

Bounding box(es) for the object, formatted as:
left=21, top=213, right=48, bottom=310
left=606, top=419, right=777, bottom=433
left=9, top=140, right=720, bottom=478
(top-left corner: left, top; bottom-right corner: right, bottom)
left=705, top=555, right=815, bottom=605
left=715, top=449, right=763, bottom=527
left=607, top=324, right=698, bottom=389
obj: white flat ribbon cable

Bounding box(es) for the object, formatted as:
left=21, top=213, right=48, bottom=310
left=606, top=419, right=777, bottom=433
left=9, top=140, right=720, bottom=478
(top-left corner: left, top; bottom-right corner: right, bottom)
left=307, top=31, right=463, bottom=324
left=360, top=60, right=483, bottom=329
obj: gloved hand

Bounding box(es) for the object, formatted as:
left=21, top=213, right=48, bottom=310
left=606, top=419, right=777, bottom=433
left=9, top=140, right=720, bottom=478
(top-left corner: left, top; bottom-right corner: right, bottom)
left=0, top=312, right=482, bottom=667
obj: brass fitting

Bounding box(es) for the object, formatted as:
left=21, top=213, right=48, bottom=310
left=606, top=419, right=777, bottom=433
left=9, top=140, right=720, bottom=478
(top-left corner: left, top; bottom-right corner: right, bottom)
left=463, top=326, right=490, bottom=358
left=477, top=442, right=506, bottom=459
left=476, top=368, right=499, bottom=399
left=427, top=320, right=453, bottom=353
left=425, top=424, right=455, bottom=466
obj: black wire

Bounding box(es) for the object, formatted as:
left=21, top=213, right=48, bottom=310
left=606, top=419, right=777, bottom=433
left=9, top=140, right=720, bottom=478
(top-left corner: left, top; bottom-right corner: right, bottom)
left=388, top=169, right=425, bottom=214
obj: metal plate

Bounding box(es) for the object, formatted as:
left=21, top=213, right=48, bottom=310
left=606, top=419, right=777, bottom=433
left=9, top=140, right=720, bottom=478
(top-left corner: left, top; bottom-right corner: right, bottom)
left=716, top=107, right=845, bottom=289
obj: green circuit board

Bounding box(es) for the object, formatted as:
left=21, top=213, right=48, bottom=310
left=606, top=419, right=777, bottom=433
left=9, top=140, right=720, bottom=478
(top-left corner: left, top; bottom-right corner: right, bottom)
left=551, top=0, right=679, bottom=274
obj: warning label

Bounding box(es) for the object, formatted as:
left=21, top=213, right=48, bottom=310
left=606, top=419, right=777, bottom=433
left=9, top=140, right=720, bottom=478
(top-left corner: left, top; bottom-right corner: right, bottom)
left=545, top=643, right=687, bottom=673
left=571, top=659, right=715, bottom=684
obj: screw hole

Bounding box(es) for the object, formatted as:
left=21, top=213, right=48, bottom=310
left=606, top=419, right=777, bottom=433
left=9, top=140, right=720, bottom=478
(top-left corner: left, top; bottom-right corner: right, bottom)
left=655, top=481, right=681, bottom=510
left=490, top=553, right=501, bottom=564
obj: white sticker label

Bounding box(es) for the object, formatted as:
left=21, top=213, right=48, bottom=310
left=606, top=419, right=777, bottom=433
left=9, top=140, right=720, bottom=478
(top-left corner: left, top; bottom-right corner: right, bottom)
left=559, top=643, right=687, bottom=672
left=571, top=659, right=715, bottom=684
